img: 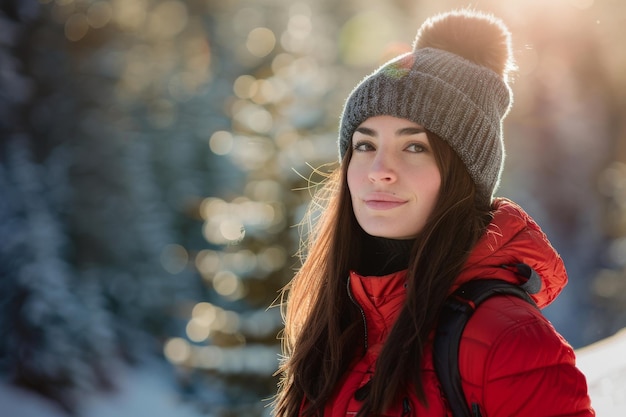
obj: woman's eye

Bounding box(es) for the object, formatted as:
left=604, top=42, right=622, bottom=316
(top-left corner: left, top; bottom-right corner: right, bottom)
left=353, top=141, right=374, bottom=152
left=406, top=143, right=427, bottom=153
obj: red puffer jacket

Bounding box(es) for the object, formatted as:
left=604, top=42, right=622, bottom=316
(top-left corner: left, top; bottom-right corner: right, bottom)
left=322, top=198, right=595, bottom=416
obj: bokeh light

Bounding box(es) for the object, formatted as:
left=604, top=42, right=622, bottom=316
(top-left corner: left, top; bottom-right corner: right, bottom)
left=112, top=0, right=148, bottom=32
left=147, top=1, right=188, bottom=39
left=164, top=337, right=191, bottom=365
left=65, top=13, right=89, bottom=41
left=339, top=9, right=401, bottom=67
left=232, top=103, right=274, bottom=134
left=87, top=1, right=113, bottom=29
left=209, top=130, right=234, bottom=155
left=246, top=27, right=276, bottom=58
left=212, top=270, right=245, bottom=300
left=160, top=244, right=189, bottom=274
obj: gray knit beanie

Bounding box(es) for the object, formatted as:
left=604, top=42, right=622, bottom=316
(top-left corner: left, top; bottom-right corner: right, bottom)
left=338, top=10, right=514, bottom=202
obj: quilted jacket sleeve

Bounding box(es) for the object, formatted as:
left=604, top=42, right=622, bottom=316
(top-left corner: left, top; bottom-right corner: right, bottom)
left=459, top=295, right=595, bottom=417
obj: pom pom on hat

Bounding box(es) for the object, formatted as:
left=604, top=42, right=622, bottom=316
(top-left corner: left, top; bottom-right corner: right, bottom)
left=415, top=10, right=515, bottom=80
left=338, top=9, right=514, bottom=203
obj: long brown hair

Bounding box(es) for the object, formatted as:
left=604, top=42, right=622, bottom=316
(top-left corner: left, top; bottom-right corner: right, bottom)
left=273, top=132, right=493, bottom=417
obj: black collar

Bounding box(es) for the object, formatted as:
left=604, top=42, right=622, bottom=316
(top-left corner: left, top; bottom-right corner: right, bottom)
left=356, top=234, right=415, bottom=276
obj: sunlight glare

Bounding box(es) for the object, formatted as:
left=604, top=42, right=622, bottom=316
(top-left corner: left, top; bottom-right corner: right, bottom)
left=569, top=0, right=594, bottom=10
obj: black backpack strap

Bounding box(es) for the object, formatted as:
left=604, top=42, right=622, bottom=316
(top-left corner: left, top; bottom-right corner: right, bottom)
left=433, top=279, right=538, bottom=417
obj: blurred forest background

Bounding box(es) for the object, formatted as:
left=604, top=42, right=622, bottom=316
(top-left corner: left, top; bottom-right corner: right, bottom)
left=1, top=0, right=625, bottom=416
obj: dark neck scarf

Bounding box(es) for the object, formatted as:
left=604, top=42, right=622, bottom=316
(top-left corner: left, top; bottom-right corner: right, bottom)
left=356, top=234, right=415, bottom=277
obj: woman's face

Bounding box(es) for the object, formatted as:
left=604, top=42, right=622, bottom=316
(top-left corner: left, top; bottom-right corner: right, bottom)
left=347, top=115, right=442, bottom=239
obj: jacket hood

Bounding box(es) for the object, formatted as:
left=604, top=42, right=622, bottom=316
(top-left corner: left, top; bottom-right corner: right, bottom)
left=455, top=198, right=567, bottom=308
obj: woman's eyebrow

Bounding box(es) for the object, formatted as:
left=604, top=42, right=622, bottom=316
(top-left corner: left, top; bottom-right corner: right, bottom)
left=355, top=126, right=376, bottom=136
left=355, top=126, right=426, bottom=137
left=397, top=127, right=426, bottom=136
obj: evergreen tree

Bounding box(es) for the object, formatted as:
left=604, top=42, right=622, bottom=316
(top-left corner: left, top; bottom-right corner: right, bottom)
left=0, top=0, right=230, bottom=412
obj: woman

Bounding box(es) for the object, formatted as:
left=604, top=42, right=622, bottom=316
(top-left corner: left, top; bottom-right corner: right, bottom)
left=273, top=9, right=595, bottom=417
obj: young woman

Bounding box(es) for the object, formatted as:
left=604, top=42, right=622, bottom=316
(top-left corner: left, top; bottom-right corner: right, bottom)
left=273, top=9, right=595, bottom=417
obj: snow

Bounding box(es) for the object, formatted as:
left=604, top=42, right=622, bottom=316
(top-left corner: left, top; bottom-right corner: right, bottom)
left=0, top=382, right=67, bottom=417
left=77, top=365, right=207, bottom=417
left=0, top=362, right=207, bottom=417
left=576, top=328, right=626, bottom=417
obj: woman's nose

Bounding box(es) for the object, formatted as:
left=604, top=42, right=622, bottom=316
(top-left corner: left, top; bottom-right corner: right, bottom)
left=368, top=151, right=397, bottom=183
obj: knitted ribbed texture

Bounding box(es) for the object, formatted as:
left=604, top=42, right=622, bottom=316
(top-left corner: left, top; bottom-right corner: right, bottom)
left=339, top=47, right=512, bottom=202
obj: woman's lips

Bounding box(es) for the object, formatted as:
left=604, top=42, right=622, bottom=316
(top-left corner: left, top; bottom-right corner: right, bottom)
left=363, top=193, right=406, bottom=210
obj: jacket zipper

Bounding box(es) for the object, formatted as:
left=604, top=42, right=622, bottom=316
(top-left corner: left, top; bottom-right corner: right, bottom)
left=347, top=276, right=414, bottom=416
left=402, top=398, right=411, bottom=416
left=471, top=403, right=483, bottom=417
left=346, top=275, right=368, bottom=350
